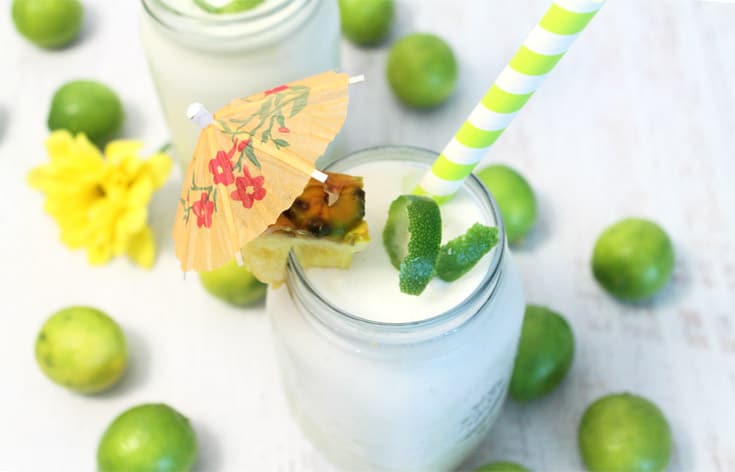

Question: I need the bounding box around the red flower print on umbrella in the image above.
[192,192,214,228]
[174,71,350,272]
[264,85,289,96]
[231,167,266,209]
[208,140,241,185]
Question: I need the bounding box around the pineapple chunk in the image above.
[242,173,369,286]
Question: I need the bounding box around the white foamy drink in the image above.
[267,147,526,471]
[140,0,340,167]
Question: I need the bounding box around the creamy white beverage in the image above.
[267,147,526,471]
[307,161,491,323]
[140,0,340,167]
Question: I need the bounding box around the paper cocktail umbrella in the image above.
[173,71,352,271]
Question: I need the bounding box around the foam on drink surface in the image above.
[305,160,494,324]
[155,0,286,18]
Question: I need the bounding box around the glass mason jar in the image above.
[267,146,526,471]
[140,0,341,167]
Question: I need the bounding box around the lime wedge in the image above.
[193,0,263,14]
[382,195,441,295]
[436,223,498,282]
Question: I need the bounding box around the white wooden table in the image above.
[2,1,734,470]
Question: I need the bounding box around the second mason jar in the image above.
[140,0,341,167]
[267,146,526,471]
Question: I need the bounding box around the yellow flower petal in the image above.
[126,226,156,269]
[45,197,94,222]
[45,130,76,161]
[60,226,89,249]
[33,132,105,196]
[46,131,101,165]
[87,242,113,266]
[128,177,154,209]
[75,133,104,160]
[32,132,166,269]
[126,159,145,180]
[118,207,148,235]
[113,223,131,256]
[142,153,173,189]
[105,140,144,163]
[27,167,49,190]
[88,198,115,222]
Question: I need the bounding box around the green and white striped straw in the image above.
[417,0,605,202]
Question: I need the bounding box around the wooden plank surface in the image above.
[0,0,733,470]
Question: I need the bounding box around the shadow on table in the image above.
[459,401,536,471]
[76,3,99,48]
[508,189,554,253]
[0,105,8,144]
[668,415,693,472]
[121,102,148,143]
[192,421,224,472]
[96,328,152,398]
[460,377,588,471]
[149,169,182,253]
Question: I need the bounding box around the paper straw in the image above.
[417,0,605,202]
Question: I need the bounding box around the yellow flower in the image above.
[28,131,172,268]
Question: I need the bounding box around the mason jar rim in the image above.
[285,145,508,345]
[141,0,315,42]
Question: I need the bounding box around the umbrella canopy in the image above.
[173,71,350,271]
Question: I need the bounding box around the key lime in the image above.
[98,403,198,472]
[510,305,574,402]
[48,80,124,145]
[199,259,267,306]
[383,195,442,295]
[12,0,83,49]
[476,165,536,244]
[35,306,127,394]
[436,223,499,282]
[387,33,458,108]
[474,462,529,472]
[579,393,672,472]
[592,218,674,301]
[339,0,393,46]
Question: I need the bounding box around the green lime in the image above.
[193,0,263,14]
[386,33,458,108]
[436,223,499,282]
[98,403,198,472]
[476,165,536,244]
[199,259,267,307]
[12,0,83,49]
[383,195,442,295]
[339,0,393,46]
[35,306,127,394]
[579,393,672,472]
[592,218,674,301]
[48,80,124,145]
[509,305,574,402]
[474,462,529,472]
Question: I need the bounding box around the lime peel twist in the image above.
[436,223,499,282]
[383,195,442,295]
[383,195,500,295]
